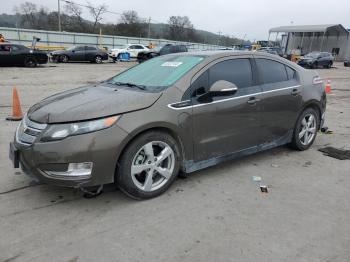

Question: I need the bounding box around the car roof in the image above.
[168,50,298,68]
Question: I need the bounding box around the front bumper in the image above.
[10,122,129,188]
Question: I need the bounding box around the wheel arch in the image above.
[114,124,186,180]
[299,100,323,129]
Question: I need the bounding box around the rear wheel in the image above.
[24,56,37,67]
[116,131,180,200]
[290,108,319,151]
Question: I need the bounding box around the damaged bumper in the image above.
[10,121,129,188]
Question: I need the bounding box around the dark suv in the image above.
[51,46,108,64]
[137,44,188,63]
[298,52,334,69]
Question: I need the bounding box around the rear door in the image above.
[190,56,263,161]
[85,46,97,61]
[255,57,303,146]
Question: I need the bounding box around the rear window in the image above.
[109,55,205,91]
[256,59,288,84]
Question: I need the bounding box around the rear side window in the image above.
[209,59,253,88]
[286,66,297,80]
[256,59,288,84]
[86,47,97,51]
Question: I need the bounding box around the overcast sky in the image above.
[2,0,350,40]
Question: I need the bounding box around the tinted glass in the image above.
[109,55,205,90]
[179,46,187,52]
[0,45,11,52]
[286,66,296,80]
[160,45,171,55]
[86,47,97,51]
[135,45,144,49]
[209,59,253,88]
[74,46,85,51]
[256,59,288,84]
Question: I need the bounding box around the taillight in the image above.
[313,76,323,85]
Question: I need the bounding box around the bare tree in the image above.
[86,1,108,32]
[120,10,140,24]
[65,2,85,31]
[168,16,195,41]
[14,1,38,28]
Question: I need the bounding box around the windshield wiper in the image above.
[112,82,146,90]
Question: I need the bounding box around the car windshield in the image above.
[305,52,320,58]
[109,55,205,91]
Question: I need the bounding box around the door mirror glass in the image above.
[209,80,238,94]
[198,80,237,103]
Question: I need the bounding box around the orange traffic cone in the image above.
[325,80,332,94]
[6,87,23,121]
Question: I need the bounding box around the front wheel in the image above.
[60,55,69,63]
[94,55,102,64]
[24,57,37,67]
[290,108,319,151]
[116,131,180,200]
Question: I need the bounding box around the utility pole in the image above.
[217,31,222,46]
[58,0,62,31]
[148,17,151,39]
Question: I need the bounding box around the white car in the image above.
[108,44,149,61]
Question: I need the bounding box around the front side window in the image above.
[0,45,11,52]
[256,59,288,84]
[209,59,253,88]
[74,46,85,51]
[109,55,205,91]
[286,66,297,80]
[86,47,97,51]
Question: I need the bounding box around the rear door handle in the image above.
[291,89,300,96]
[247,97,260,105]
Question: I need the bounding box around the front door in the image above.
[70,46,86,61]
[191,57,262,162]
[0,44,13,65]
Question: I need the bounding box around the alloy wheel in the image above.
[95,56,102,64]
[299,113,317,146]
[131,141,175,192]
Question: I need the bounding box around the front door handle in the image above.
[247,97,260,105]
[291,89,300,96]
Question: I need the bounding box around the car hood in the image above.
[27,84,162,124]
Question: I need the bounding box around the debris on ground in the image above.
[271,164,279,168]
[321,127,334,134]
[303,161,312,167]
[252,176,262,182]
[260,185,268,194]
[319,147,350,160]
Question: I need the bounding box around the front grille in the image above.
[16,115,47,145]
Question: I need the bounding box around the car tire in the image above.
[94,55,102,64]
[24,56,37,67]
[116,131,181,200]
[60,55,69,63]
[290,108,319,151]
[312,62,318,69]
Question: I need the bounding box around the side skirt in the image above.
[183,131,293,174]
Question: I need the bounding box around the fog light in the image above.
[45,162,93,179]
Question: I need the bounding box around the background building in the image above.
[269,24,350,60]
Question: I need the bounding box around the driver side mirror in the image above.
[198,80,238,103]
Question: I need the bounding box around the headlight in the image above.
[40,115,120,142]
